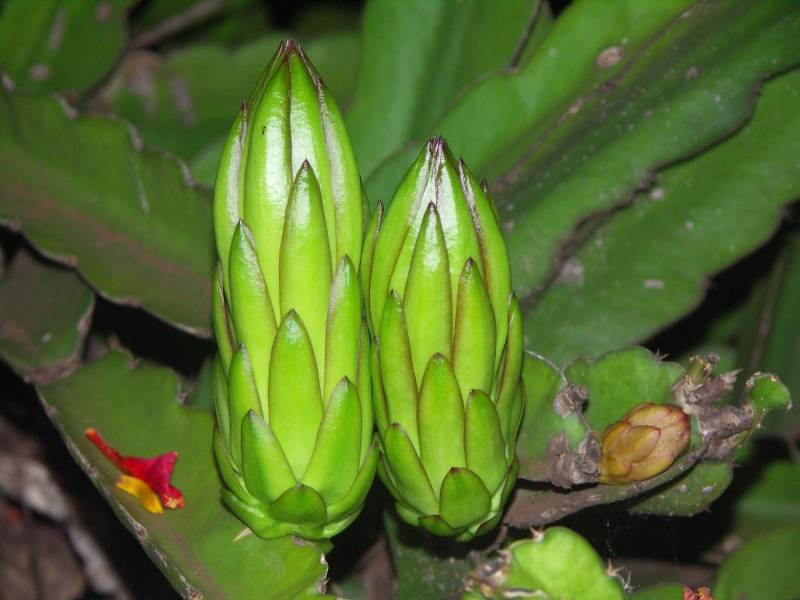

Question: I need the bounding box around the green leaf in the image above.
[366,1,800,349]
[384,510,472,600]
[103,32,360,185]
[628,461,732,516]
[465,527,624,600]
[566,347,682,431]
[529,68,800,363]
[366,0,693,199]
[507,349,749,525]
[735,227,800,438]
[0,0,131,95]
[0,249,93,384]
[0,86,215,336]
[714,527,800,600]
[730,461,800,542]
[504,528,624,600]
[516,352,587,479]
[37,351,327,598]
[130,0,271,47]
[185,357,213,410]
[347,0,549,176]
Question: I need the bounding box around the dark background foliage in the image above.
[0,0,798,598]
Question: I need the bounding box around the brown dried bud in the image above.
[598,403,690,484]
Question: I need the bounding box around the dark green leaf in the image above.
[366,1,800,351]
[38,351,328,598]
[130,0,271,47]
[103,32,360,185]
[185,358,213,410]
[736,227,800,439]
[466,528,624,600]
[628,462,732,516]
[0,0,131,95]
[714,527,800,600]
[0,85,214,336]
[529,69,800,363]
[516,352,587,479]
[348,0,549,178]
[384,510,471,600]
[565,347,682,431]
[730,461,800,542]
[0,249,93,383]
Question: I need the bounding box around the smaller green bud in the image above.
[363,138,523,541]
[598,403,690,484]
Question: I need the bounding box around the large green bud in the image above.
[362,138,524,541]
[211,41,377,540]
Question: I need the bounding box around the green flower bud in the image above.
[211,40,376,540]
[598,403,690,484]
[363,138,524,541]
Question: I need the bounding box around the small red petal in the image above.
[85,429,185,510]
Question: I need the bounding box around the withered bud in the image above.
[598,403,690,485]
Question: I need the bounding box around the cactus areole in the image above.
[210,40,377,540]
[363,138,525,541]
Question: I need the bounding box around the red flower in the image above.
[85,428,185,512]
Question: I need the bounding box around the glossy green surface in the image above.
[212,42,374,540]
